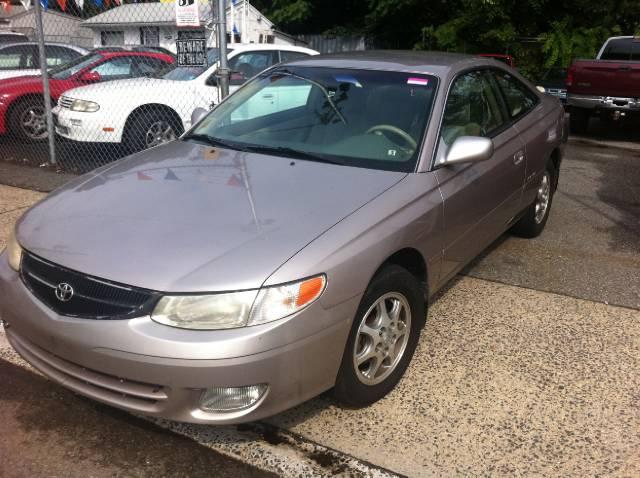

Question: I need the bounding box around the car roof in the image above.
[282,50,494,76]
[227,43,318,55]
[0,41,88,52]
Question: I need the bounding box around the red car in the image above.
[0,50,174,142]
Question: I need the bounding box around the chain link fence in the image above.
[1,0,310,174]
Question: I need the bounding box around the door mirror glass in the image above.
[191,107,208,126]
[205,73,218,87]
[440,136,493,166]
[79,70,101,82]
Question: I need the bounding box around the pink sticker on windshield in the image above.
[407,77,429,86]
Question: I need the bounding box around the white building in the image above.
[81,1,303,53]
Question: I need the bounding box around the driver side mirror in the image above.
[205,73,218,87]
[439,136,493,167]
[79,71,101,83]
[191,107,208,126]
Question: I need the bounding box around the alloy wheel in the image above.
[145,120,177,148]
[352,292,412,386]
[534,171,551,224]
[20,105,47,140]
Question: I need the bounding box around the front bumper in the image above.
[53,106,124,143]
[568,93,640,111]
[0,253,356,424]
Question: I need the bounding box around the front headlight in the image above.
[70,99,100,113]
[151,275,326,330]
[5,228,23,272]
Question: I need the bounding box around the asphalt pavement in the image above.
[0,137,638,476]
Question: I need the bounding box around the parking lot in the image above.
[0,137,638,477]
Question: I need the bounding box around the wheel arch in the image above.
[549,147,562,191]
[124,103,184,137]
[375,247,429,303]
[6,93,54,123]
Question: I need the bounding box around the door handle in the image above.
[513,151,525,165]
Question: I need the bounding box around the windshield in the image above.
[187,66,437,172]
[50,53,102,79]
[154,48,221,81]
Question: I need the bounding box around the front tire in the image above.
[511,163,555,238]
[124,110,182,153]
[334,264,425,407]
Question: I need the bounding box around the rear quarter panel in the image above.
[513,95,564,205]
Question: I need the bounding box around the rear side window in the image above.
[0,45,37,69]
[600,38,640,61]
[44,45,80,67]
[492,71,538,119]
[279,50,310,63]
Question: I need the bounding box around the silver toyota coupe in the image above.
[0,51,566,424]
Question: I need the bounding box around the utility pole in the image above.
[215,0,230,99]
[34,0,56,165]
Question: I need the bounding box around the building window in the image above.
[101,31,125,46]
[259,34,275,44]
[140,27,160,46]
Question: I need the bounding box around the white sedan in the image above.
[53,44,318,151]
[0,42,88,80]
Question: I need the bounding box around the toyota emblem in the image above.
[55,283,74,302]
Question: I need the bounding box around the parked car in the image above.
[567,36,640,133]
[536,67,568,104]
[53,44,318,151]
[478,53,515,68]
[0,32,29,45]
[0,50,174,142]
[1,52,566,424]
[0,42,88,80]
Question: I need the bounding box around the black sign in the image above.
[176,30,207,67]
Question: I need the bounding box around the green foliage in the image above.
[540,20,612,68]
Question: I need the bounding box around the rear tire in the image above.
[124,110,183,153]
[511,162,555,238]
[570,107,589,134]
[334,264,425,407]
[9,97,48,143]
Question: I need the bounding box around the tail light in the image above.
[566,65,576,87]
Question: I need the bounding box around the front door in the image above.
[435,69,526,282]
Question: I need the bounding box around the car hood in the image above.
[67,78,185,102]
[17,140,405,292]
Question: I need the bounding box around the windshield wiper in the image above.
[182,133,249,151]
[242,144,344,165]
[276,69,347,124]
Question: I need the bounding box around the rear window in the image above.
[600,38,640,61]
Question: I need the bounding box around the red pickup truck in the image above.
[567,36,640,133]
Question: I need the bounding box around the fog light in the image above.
[199,384,268,413]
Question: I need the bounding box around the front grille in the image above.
[20,251,159,319]
[58,96,73,109]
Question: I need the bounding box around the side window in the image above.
[228,51,278,85]
[134,56,166,76]
[440,70,507,146]
[279,50,310,63]
[0,46,24,69]
[493,71,538,119]
[91,57,134,80]
[44,46,78,67]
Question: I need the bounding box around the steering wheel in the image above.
[365,124,417,150]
